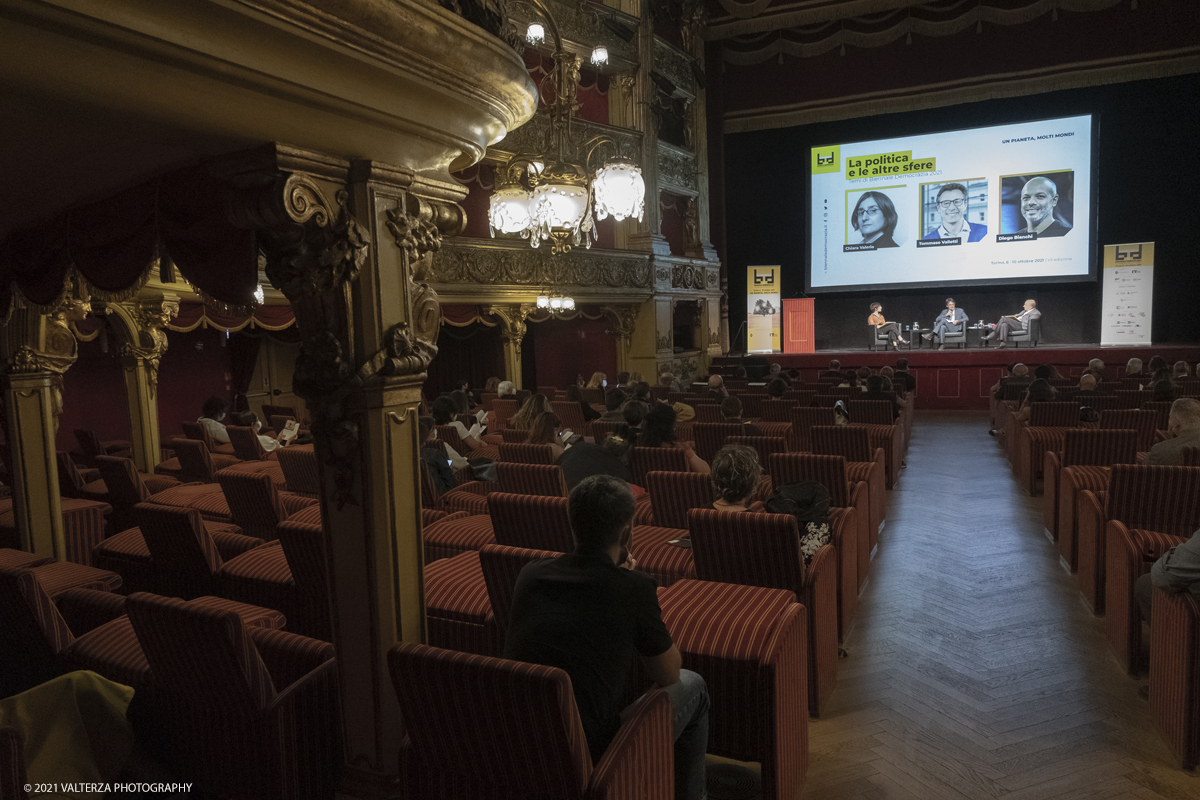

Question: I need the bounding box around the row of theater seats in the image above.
[408,379,914,799]
[995,373,1200,770]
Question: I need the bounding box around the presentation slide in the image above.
[808,114,1094,292]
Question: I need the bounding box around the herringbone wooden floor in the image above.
[788,411,1199,799]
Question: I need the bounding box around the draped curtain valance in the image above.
[0,165,258,318]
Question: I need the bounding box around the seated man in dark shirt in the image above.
[598,387,628,422]
[505,475,710,800]
[720,395,761,436]
[861,375,902,420]
[418,416,457,494]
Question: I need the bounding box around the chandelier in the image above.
[488,0,645,255]
[535,291,576,312]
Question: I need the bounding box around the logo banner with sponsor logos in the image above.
[1101,242,1153,347]
[746,266,781,353]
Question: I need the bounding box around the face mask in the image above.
[218,413,226,421]
[602,380,607,387]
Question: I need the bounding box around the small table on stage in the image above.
[974,325,992,347]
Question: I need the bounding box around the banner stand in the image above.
[1100,242,1153,347]
[747,266,781,354]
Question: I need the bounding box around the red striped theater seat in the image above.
[1105,525,1188,675]
[124,591,339,800]
[1076,465,1200,614]
[809,426,885,545]
[0,497,110,568]
[768,452,863,640]
[423,513,495,563]
[1149,587,1200,770]
[687,508,839,717]
[658,579,808,800]
[1046,428,1138,559]
[1100,409,1160,453]
[629,446,690,487]
[727,437,789,476]
[179,420,237,457]
[0,550,121,598]
[495,462,569,496]
[478,543,558,641]
[276,444,320,498]
[424,551,498,657]
[692,423,751,464]
[487,493,574,553]
[387,641,674,800]
[216,468,318,542]
[759,399,795,423]
[498,442,557,465]
[226,425,278,462]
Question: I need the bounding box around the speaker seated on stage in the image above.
[983,299,1042,348]
[921,298,968,350]
[868,302,908,349]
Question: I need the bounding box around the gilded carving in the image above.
[658,144,697,194]
[656,333,672,352]
[431,243,653,290]
[116,296,180,396]
[438,0,522,50]
[653,38,695,99]
[671,264,706,291]
[487,304,533,356]
[494,113,642,168]
[655,266,671,284]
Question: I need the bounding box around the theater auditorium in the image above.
[1,1,1199,798]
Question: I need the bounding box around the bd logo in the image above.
[1115,244,1143,261]
[811,144,841,174]
[754,269,775,286]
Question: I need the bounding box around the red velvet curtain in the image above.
[0,165,257,314]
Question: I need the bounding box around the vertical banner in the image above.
[1101,242,1154,347]
[746,265,781,353]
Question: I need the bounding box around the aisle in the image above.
[799,411,1197,799]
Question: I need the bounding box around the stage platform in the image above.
[715,343,1200,410]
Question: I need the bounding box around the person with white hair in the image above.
[1088,358,1105,379]
[1173,360,1191,379]
[1125,357,1143,377]
[1148,398,1200,465]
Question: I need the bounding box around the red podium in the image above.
[782,299,815,354]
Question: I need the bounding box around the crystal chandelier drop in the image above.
[488,0,644,256]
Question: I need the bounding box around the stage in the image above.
[715,343,1200,411]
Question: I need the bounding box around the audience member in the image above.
[768,363,782,379]
[763,481,833,566]
[1125,358,1143,378]
[767,378,788,399]
[526,412,566,459]
[565,383,601,422]
[198,396,231,445]
[1152,379,1179,403]
[598,389,628,422]
[449,389,486,426]
[1034,364,1053,381]
[508,392,552,431]
[640,404,710,475]
[419,416,462,489]
[1148,398,1200,465]
[731,366,748,380]
[862,375,902,419]
[705,374,728,400]
[616,371,631,388]
[820,360,843,380]
[431,396,485,451]
[556,426,636,490]
[632,382,653,403]
[659,371,685,394]
[1088,358,1105,379]
[1172,360,1191,378]
[586,372,608,390]
[629,371,644,384]
[622,400,649,428]
[497,380,516,398]
[894,358,916,393]
[1014,378,1056,424]
[710,444,763,513]
[1135,525,1200,628]
[719,396,761,435]
[235,411,290,452]
[1147,355,1168,375]
[505,475,710,800]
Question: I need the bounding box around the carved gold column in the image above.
[601,305,639,374]
[233,160,462,795]
[109,294,179,472]
[487,304,532,389]
[0,291,90,558]
[629,7,670,256]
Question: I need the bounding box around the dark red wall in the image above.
[529,315,618,389]
[426,323,506,396]
[57,322,130,451]
[156,326,234,439]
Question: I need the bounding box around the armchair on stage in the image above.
[998,317,1042,348]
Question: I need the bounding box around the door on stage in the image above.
[782,299,815,354]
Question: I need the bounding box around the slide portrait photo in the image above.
[920,179,988,243]
[845,188,908,250]
[1000,170,1075,238]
